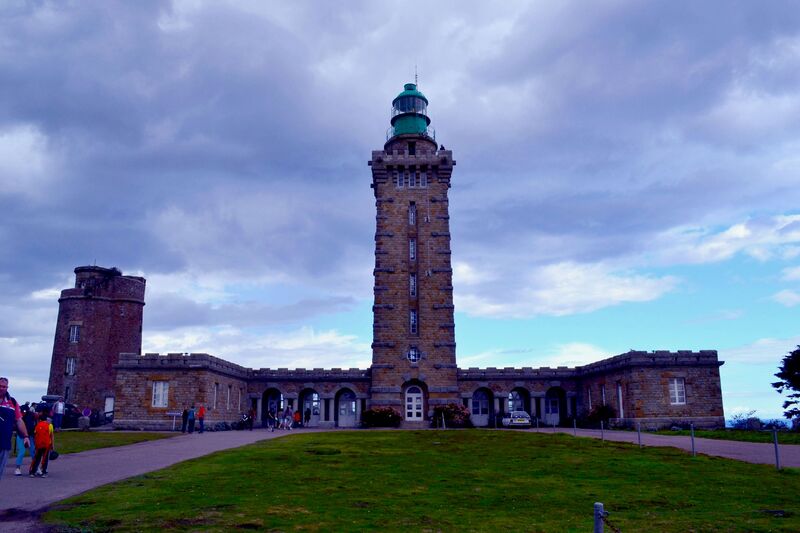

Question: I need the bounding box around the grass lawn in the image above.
[654,429,800,445]
[52,431,178,455]
[44,430,800,532]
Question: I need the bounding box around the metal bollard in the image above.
[573,418,577,436]
[637,422,642,448]
[535,417,539,430]
[601,421,604,441]
[773,429,781,470]
[690,423,696,457]
[594,502,605,533]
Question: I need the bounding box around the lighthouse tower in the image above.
[368,83,457,423]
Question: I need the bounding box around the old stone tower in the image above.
[47,266,145,414]
[368,83,458,422]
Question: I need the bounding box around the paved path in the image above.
[0,428,319,532]
[527,427,800,468]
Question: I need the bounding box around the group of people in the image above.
[265,406,312,431]
[179,404,206,433]
[0,377,56,480]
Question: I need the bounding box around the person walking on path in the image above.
[181,407,189,433]
[0,377,31,480]
[52,397,65,431]
[29,412,53,477]
[197,404,206,433]
[14,403,37,476]
[187,405,196,434]
[283,406,293,430]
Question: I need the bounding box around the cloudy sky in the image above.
[1,1,799,420]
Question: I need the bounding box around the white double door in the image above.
[405,387,423,421]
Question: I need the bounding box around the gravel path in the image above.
[527,427,800,467]
[0,428,319,532]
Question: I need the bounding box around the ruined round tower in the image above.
[47,266,145,414]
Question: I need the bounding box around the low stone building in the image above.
[46,83,725,431]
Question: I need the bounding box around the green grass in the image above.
[654,429,800,445]
[53,431,178,454]
[44,430,800,532]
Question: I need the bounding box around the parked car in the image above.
[502,410,532,428]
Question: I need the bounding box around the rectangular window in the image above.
[227,385,231,410]
[152,381,169,408]
[396,170,404,188]
[213,382,219,409]
[410,309,418,334]
[409,202,416,225]
[669,378,686,405]
[66,357,76,376]
[617,382,624,419]
[408,141,416,155]
[600,385,606,406]
[69,325,80,343]
[587,387,592,411]
[238,388,242,411]
[409,170,417,188]
[420,171,427,188]
[409,239,416,260]
[409,273,417,297]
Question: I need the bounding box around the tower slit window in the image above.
[420,170,427,188]
[409,239,416,261]
[410,273,417,297]
[409,169,417,188]
[409,202,416,225]
[410,309,418,335]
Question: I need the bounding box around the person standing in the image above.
[0,378,31,480]
[293,410,301,428]
[187,405,196,434]
[247,407,255,431]
[197,404,206,434]
[14,404,37,476]
[181,407,189,433]
[52,397,65,431]
[29,412,53,477]
[304,408,311,426]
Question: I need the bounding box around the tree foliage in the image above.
[772,345,800,420]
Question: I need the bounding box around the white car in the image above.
[501,410,532,428]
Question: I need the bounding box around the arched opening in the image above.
[470,387,494,427]
[508,388,531,415]
[299,388,321,427]
[544,387,567,427]
[335,388,357,428]
[262,388,283,428]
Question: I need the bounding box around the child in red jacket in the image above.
[29,413,53,477]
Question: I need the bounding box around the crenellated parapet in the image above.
[458,366,576,380]
[576,350,722,377]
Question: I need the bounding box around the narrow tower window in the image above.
[69,325,80,343]
[409,273,417,297]
[420,170,427,188]
[408,141,416,155]
[66,357,76,376]
[410,309,418,334]
[409,239,416,260]
[409,170,417,188]
[395,170,404,188]
[409,202,416,225]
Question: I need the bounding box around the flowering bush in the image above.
[432,403,472,428]
[361,406,402,428]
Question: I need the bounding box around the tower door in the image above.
[405,386,423,421]
[545,398,560,426]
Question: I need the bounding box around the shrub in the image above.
[729,410,760,430]
[585,405,616,426]
[432,403,472,428]
[361,407,402,428]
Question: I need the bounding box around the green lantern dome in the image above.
[389,83,433,139]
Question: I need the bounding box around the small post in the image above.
[573,418,577,436]
[593,502,605,533]
[552,419,556,432]
[690,423,696,457]
[535,417,539,430]
[773,428,781,470]
[601,421,604,441]
[637,422,642,448]
[442,413,447,430]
